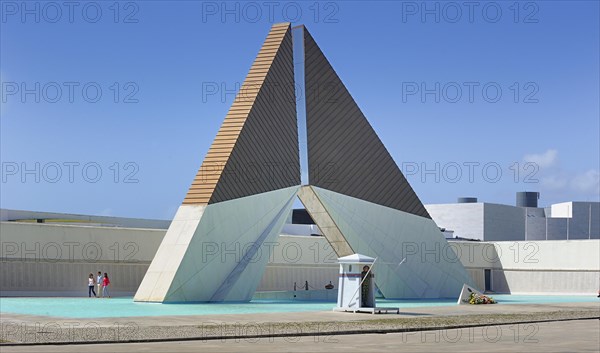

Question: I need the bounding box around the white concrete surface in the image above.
[312,187,474,299]
[134,186,300,302]
[449,240,600,294]
[133,204,206,302]
[426,203,485,240]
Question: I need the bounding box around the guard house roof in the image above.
[338,253,375,264]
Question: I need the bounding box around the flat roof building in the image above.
[425,194,599,242]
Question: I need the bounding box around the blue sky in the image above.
[1,1,599,219]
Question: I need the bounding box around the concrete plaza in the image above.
[2,319,599,353]
[1,301,598,351]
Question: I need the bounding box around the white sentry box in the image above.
[334,254,374,312]
[334,254,399,314]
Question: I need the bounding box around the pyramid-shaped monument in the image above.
[134,23,474,303]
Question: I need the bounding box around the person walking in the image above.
[102,273,111,298]
[96,271,103,298]
[88,273,97,297]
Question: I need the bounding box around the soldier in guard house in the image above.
[361,265,373,307]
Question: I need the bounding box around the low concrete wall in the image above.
[0,221,164,262]
[0,221,164,296]
[0,260,149,297]
[450,240,600,294]
[0,222,339,297]
[1,222,598,297]
[253,289,338,301]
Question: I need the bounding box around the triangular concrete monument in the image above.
[135,23,476,303]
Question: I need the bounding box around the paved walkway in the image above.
[2,302,597,327]
[2,319,599,352]
[1,302,598,345]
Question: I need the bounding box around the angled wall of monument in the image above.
[134,23,300,303]
[300,27,474,298]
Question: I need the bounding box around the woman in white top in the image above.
[88,273,97,297]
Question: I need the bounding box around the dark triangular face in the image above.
[183,23,300,205]
[303,28,430,218]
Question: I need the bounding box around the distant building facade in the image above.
[426,194,599,241]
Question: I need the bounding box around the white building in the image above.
[426,194,599,241]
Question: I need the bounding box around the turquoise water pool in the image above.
[1,295,596,318]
